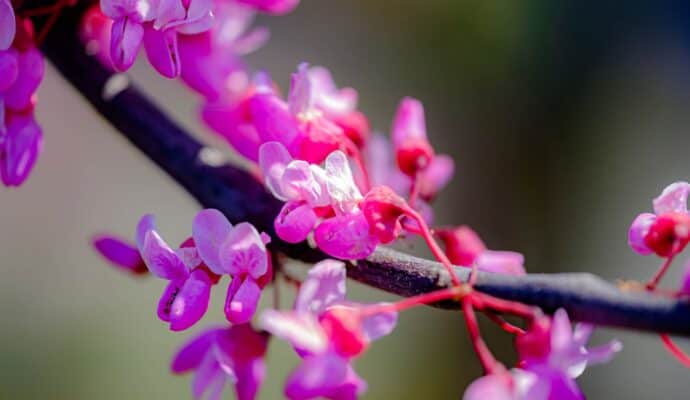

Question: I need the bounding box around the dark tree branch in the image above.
[39,5,690,336]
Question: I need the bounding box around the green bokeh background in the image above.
[2,1,690,398]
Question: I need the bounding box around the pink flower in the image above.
[172,324,268,400]
[260,259,396,400]
[391,97,435,176]
[179,1,268,101]
[136,214,217,331]
[80,5,115,70]
[628,182,690,257]
[366,132,453,202]
[259,141,378,259]
[192,209,272,324]
[436,225,526,276]
[92,233,147,274]
[237,0,299,15]
[465,309,621,400]
[100,0,157,71]
[0,0,15,51]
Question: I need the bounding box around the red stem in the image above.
[486,312,526,335]
[361,285,468,316]
[408,171,422,207]
[462,298,502,374]
[660,334,690,368]
[470,291,536,320]
[647,254,676,290]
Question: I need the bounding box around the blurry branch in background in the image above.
[39,4,690,337]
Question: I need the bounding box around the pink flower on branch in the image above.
[92,234,147,274]
[260,259,396,400]
[172,324,268,400]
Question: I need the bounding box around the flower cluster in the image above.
[0,7,44,187]
[464,309,621,400]
[130,209,272,330]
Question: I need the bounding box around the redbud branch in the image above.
[40,4,690,337]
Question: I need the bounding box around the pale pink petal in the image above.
[153,0,185,30]
[391,97,427,147]
[462,372,515,400]
[653,181,690,215]
[175,0,214,34]
[219,222,268,278]
[324,150,362,214]
[169,269,213,331]
[171,327,221,373]
[234,358,266,400]
[295,259,347,315]
[249,90,301,148]
[284,352,350,400]
[283,160,329,206]
[288,63,313,116]
[192,351,225,399]
[314,212,378,260]
[274,201,317,244]
[628,213,656,255]
[135,214,189,279]
[229,27,270,55]
[308,65,357,118]
[143,25,180,78]
[259,310,328,354]
[92,234,146,273]
[0,114,42,187]
[0,0,15,51]
[360,305,397,342]
[192,209,233,274]
[109,18,144,71]
[418,154,454,200]
[258,141,293,201]
[224,277,261,324]
[4,48,45,111]
[476,250,526,275]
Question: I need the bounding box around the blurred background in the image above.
[2,0,690,398]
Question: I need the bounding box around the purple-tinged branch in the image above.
[39,5,690,336]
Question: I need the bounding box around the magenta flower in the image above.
[436,225,526,276]
[136,214,216,331]
[391,97,436,176]
[192,209,272,324]
[92,233,147,274]
[237,0,299,15]
[172,324,268,400]
[80,5,115,70]
[629,181,690,257]
[465,309,621,400]
[259,141,378,259]
[367,132,453,202]
[0,113,42,187]
[100,0,157,71]
[0,0,15,51]
[260,259,396,400]
[179,1,268,101]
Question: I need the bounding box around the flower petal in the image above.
[274,201,317,244]
[249,88,300,148]
[259,310,328,354]
[259,141,293,201]
[143,25,181,78]
[136,214,189,280]
[109,18,144,71]
[476,250,526,275]
[224,277,261,324]
[192,209,233,274]
[391,97,427,147]
[219,222,268,278]
[237,0,300,15]
[234,358,266,400]
[92,234,146,273]
[288,63,313,116]
[157,280,182,322]
[171,327,221,373]
[628,213,656,255]
[4,47,45,111]
[0,113,42,187]
[360,304,397,342]
[284,352,350,400]
[169,269,213,331]
[192,351,225,400]
[314,212,378,260]
[0,49,18,92]
[654,181,690,215]
[0,0,15,51]
[295,259,347,315]
[418,153,454,200]
[324,150,362,214]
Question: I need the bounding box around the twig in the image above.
[39,4,690,337]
